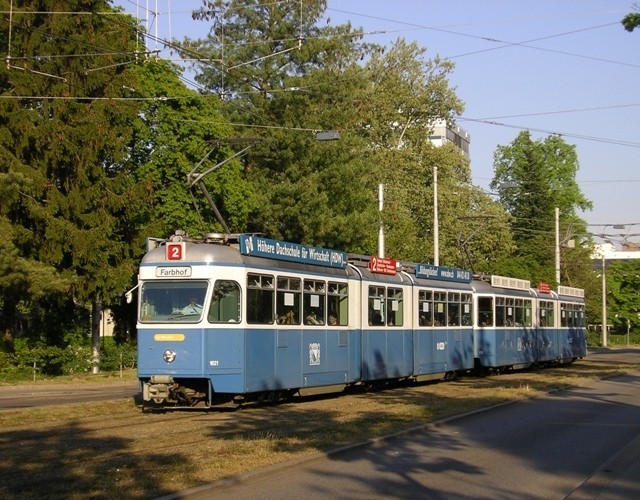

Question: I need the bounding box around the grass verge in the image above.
[0,356,638,499]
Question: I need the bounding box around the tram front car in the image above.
[136,232,248,408]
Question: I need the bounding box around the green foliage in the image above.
[184,0,514,266]
[491,131,593,285]
[0,0,147,345]
[10,338,92,376]
[127,60,251,237]
[0,335,136,378]
[604,259,640,331]
[622,12,640,32]
[98,337,137,372]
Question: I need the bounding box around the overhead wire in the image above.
[4,3,639,158]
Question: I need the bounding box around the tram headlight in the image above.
[163,350,177,363]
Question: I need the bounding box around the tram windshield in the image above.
[140,281,208,322]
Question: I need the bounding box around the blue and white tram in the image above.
[137,232,361,407]
[405,264,475,380]
[134,231,586,409]
[472,276,586,371]
[557,285,588,361]
[348,255,414,383]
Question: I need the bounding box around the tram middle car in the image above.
[135,232,586,409]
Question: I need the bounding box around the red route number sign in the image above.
[369,256,397,275]
[166,242,185,261]
[537,282,551,293]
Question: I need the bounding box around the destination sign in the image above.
[415,263,472,283]
[155,266,192,278]
[537,282,551,293]
[239,235,348,269]
[369,256,398,275]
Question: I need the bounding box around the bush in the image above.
[99,337,137,371]
[11,340,92,376]
[1,336,137,378]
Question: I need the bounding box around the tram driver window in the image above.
[208,280,240,323]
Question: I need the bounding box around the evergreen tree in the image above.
[622,10,640,32]
[0,0,143,357]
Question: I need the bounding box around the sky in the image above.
[115,1,640,246]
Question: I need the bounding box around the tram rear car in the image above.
[472,276,586,371]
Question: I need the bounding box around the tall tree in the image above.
[0,0,144,360]
[182,0,383,250]
[126,59,254,238]
[181,0,514,266]
[491,131,593,285]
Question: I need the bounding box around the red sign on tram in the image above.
[537,282,551,293]
[369,256,398,275]
[166,242,185,261]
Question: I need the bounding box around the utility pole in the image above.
[378,183,385,258]
[555,207,560,284]
[602,255,608,347]
[433,166,439,266]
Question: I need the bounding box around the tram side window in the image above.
[328,282,348,326]
[434,291,447,326]
[447,292,460,326]
[495,297,507,326]
[208,280,240,323]
[461,293,472,326]
[386,288,403,326]
[539,300,554,327]
[246,273,274,324]
[560,304,568,327]
[304,279,326,325]
[577,305,585,327]
[524,299,533,327]
[506,298,516,326]
[514,298,532,327]
[418,290,433,327]
[276,276,301,325]
[561,303,578,327]
[477,296,493,327]
[368,286,386,325]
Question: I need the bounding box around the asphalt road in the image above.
[166,348,640,500]
[0,379,139,409]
